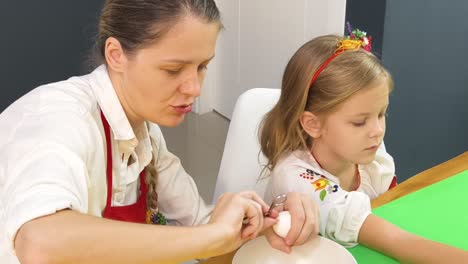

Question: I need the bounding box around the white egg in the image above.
[273,211,291,238]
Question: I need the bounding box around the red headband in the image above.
[308,49,345,88]
[308,28,372,88]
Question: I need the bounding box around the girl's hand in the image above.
[265,192,319,253]
[208,191,277,255]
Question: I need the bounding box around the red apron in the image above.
[100,111,148,223]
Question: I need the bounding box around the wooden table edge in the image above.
[371,151,467,208]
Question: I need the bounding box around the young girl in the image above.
[260,33,468,263]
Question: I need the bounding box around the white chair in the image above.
[212,88,280,203]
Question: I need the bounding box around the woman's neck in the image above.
[108,69,143,130]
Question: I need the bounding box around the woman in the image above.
[0,1,318,263]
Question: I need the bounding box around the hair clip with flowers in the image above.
[338,21,373,52]
[309,22,373,88]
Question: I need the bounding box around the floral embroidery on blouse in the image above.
[312,178,329,191]
[299,169,339,201]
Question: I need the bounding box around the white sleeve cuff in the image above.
[321,191,371,247]
[5,189,86,255]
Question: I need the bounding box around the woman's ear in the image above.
[300,111,322,138]
[104,37,128,73]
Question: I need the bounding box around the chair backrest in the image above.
[212,88,280,203]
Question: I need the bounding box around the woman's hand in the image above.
[208,191,277,255]
[264,192,319,253]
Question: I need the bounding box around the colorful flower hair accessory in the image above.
[309,22,373,88]
[340,21,372,52]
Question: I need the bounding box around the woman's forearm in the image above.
[358,214,468,264]
[15,210,229,264]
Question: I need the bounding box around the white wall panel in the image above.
[198,0,346,118]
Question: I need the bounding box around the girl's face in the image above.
[313,79,390,165]
[114,16,220,127]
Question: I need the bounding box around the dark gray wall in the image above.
[0,2,103,111]
[382,1,468,180]
[345,0,386,58]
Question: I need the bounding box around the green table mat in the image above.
[348,170,468,263]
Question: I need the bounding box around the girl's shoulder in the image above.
[270,150,339,188]
[273,149,319,174]
[273,149,340,181]
[267,150,348,205]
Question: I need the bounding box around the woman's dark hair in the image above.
[92,0,221,65]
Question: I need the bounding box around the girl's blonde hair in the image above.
[259,35,393,170]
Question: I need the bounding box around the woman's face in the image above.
[115,16,220,127]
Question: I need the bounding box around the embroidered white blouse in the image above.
[264,144,396,247]
[0,65,212,263]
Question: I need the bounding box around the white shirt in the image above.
[264,144,395,247]
[0,65,212,263]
